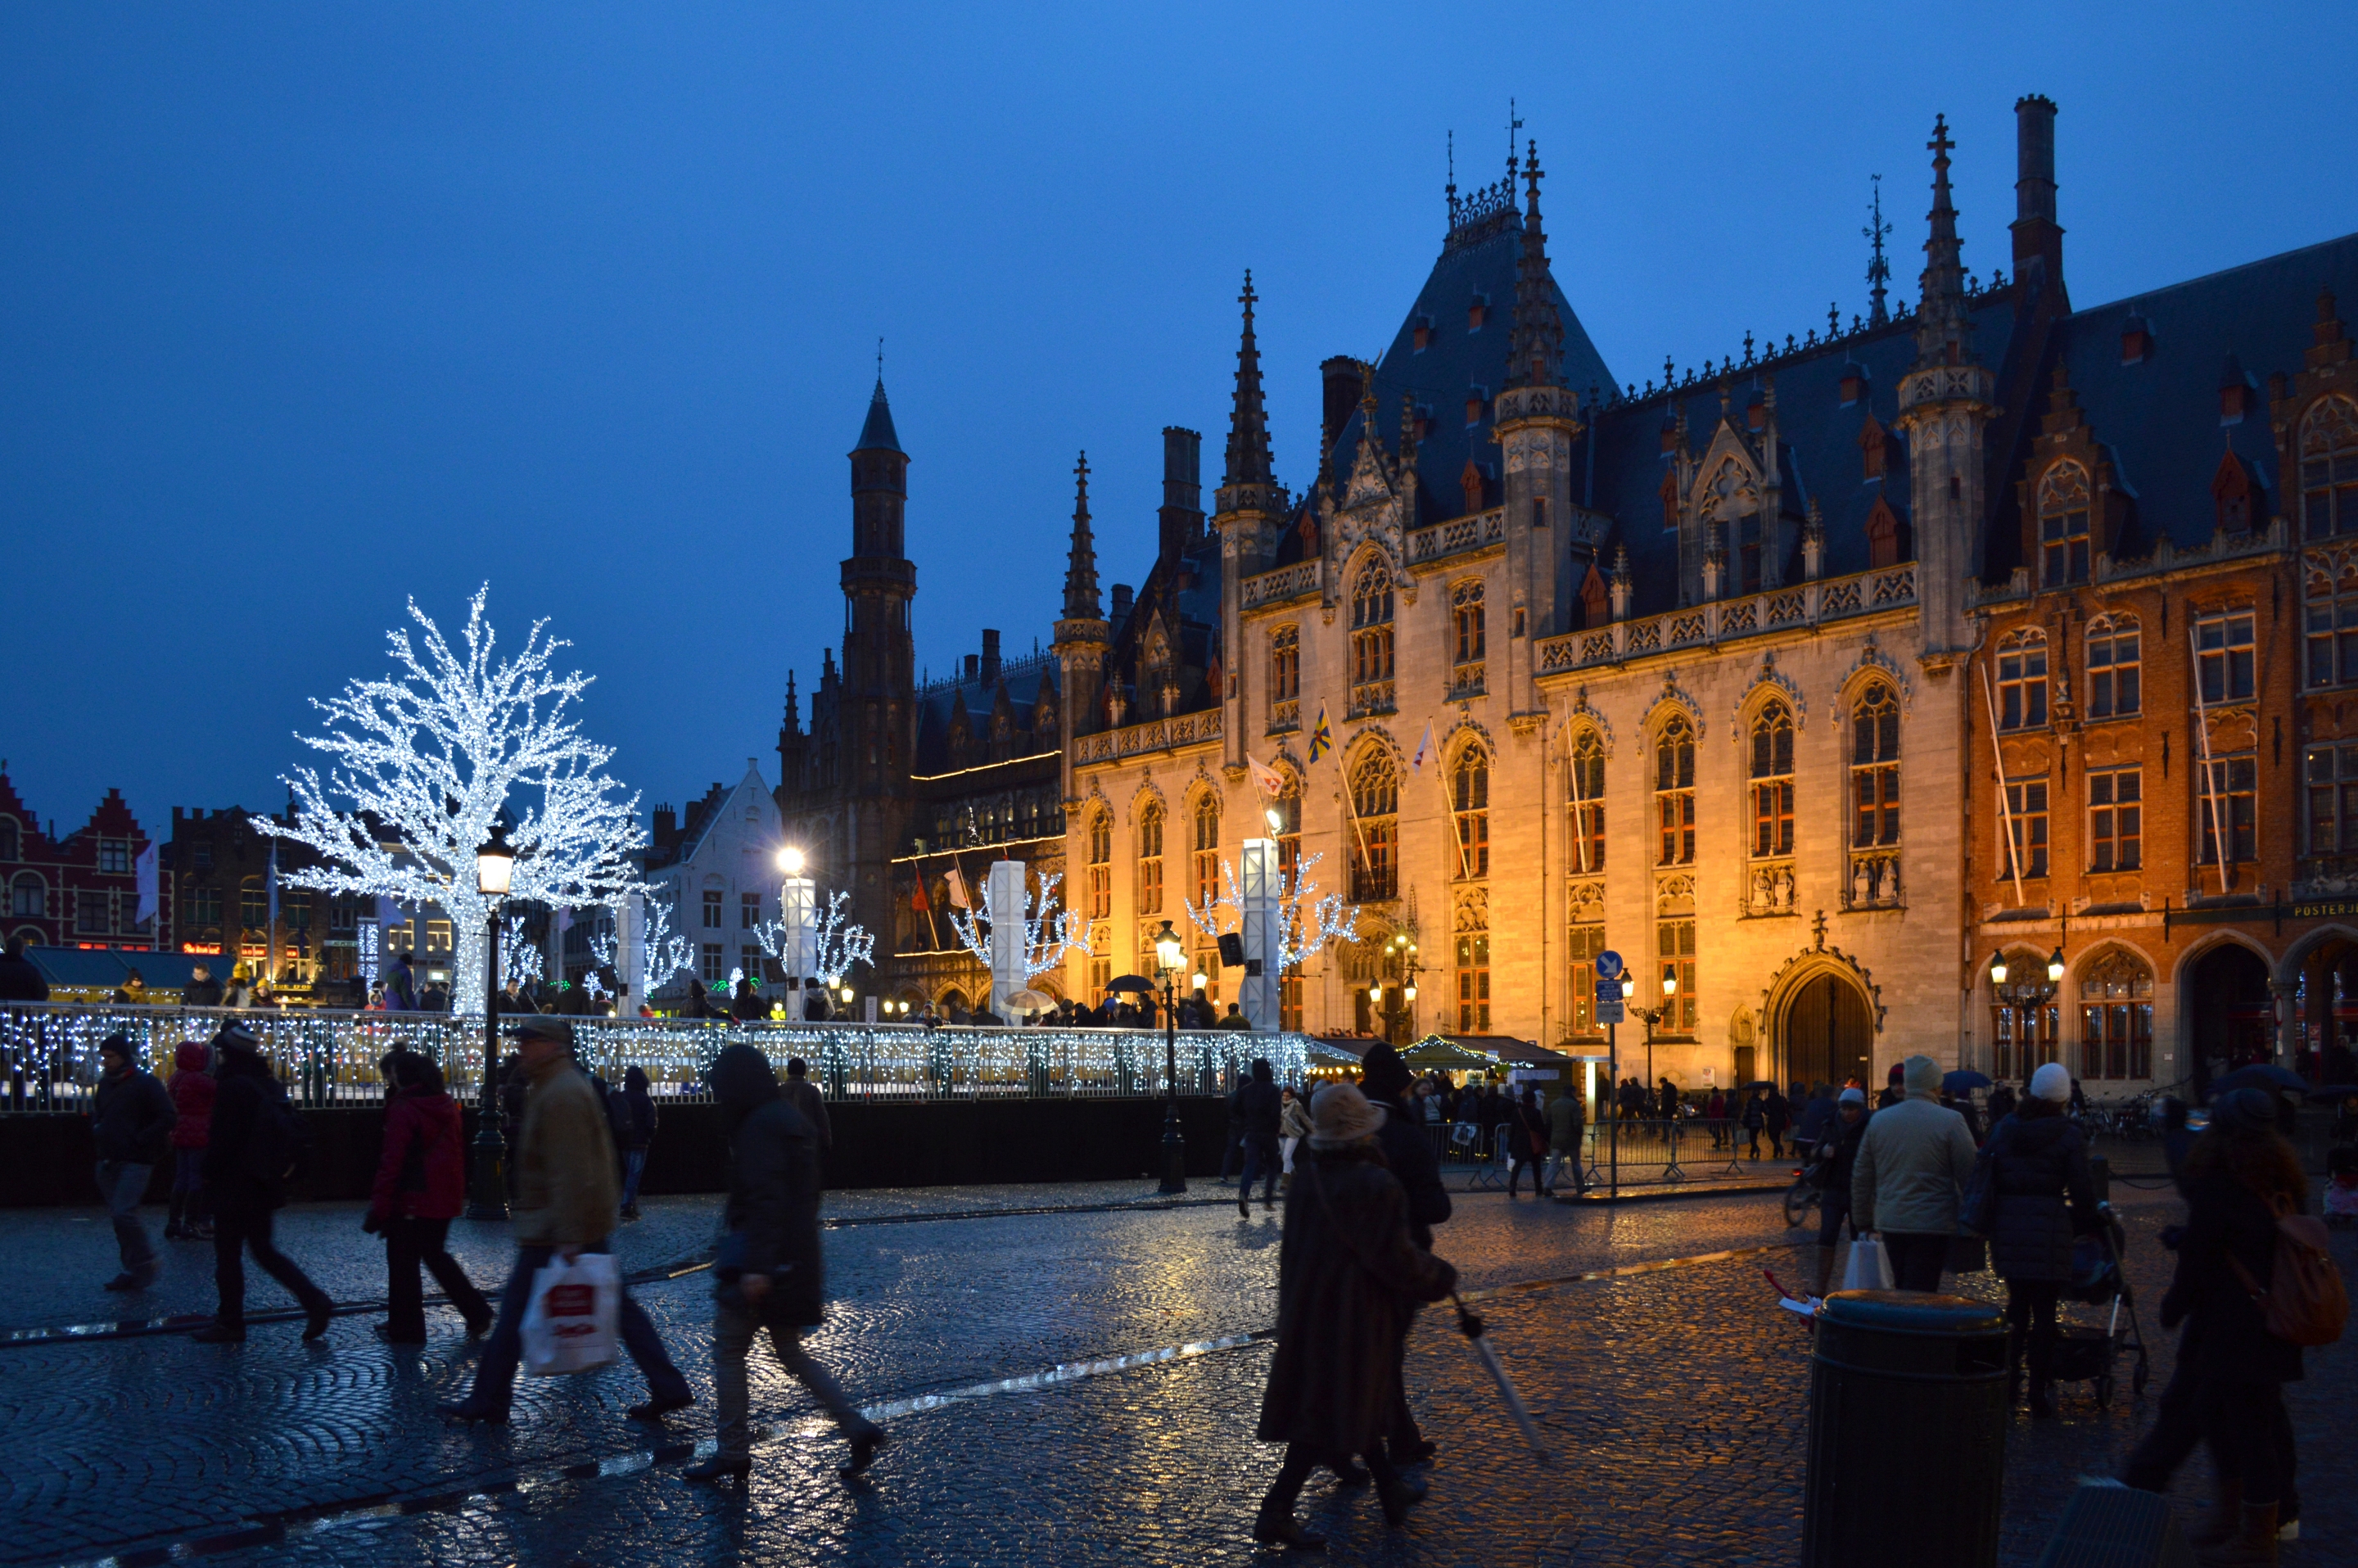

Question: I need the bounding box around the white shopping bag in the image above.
[521,1251,621,1376]
[1841,1233,1895,1292]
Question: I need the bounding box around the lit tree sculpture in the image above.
[1184,851,1360,974]
[756,889,876,987]
[499,913,545,987]
[633,886,696,995]
[947,870,1091,979]
[257,585,646,1016]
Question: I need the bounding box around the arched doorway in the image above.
[2288,931,2358,1084]
[1778,972,1875,1091]
[2182,942,2272,1091]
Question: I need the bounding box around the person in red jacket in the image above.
[165,1041,216,1240]
[367,1051,495,1344]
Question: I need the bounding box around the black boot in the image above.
[1251,1497,1326,1552]
[1376,1470,1429,1527]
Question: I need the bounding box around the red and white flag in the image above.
[945,867,970,909]
[1248,754,1284,798]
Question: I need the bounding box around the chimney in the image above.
[963,653,980,683]
[2010,95,2066,307]
[1320,357,1365,472]
[980,629,1001,688]
[1159,427,1203,560]
[1110,583,1134,624]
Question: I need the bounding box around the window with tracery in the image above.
[1452,747,1489,879]
[1191,794,1220,911]
[2038,462,2092,587]
[1655,715,1696,865]
[2303,563,2358,688]
[1749,700,1796,857]
[2085,616,2141,718]
[2301,395,2358,539]
[1268,626,1300,727]
[1349,561,1396,713]
[1349,748,1398,901]
[1997,629,2048,730]
[1850,683,1900,851]
[2080,951,2154,1081]
[1567,729,1606,873]
[1136,800,1164,915]
[1450,581,1485,694]
[1271,776,1302,886]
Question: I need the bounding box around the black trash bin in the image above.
[1803,1290,2008,1568]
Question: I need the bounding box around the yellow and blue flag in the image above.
[1305,702,1333,764]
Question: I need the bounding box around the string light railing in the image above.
[0,1004,1317,1113]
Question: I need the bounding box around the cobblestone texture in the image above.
[4,1181,2348,1566]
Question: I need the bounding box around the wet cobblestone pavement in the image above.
[7,1178,2350,1566]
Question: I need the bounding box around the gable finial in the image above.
[1863,174,1892,327]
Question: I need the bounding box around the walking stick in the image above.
[1449,1290,1552,1463]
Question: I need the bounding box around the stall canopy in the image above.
[1400,1034,1501,1072]
[25,947,215,1001]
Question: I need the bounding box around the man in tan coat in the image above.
[440,1017,693,1426]
[1850,1053,1979,1292]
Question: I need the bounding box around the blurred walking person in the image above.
[1237,1058,1283,1216]
[1850,1054,1977,1292]
[192,1023,332,1342]
[365,1051,494,1343]
[1506,1086,1551,1198]
[91,1033,172,1290]
[1254,1084,1457,1550]
[612,1065,659,1220]
[165,1040,215,1240]
[1357,1044,1450,1469]
[1544,1082,1588,1197]
[684,1044,885,1483]
[1278,1086,1310,1191]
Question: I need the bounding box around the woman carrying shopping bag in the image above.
[366,1051,494,1343]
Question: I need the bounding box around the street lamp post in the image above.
[1155,919,1187,1194]
[1987,947,2066,1080]
[465,821,515,1221]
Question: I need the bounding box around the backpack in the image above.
[2229,1198,2349,1348]
[242,1078,312,1185]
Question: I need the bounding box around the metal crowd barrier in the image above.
[0,1004,1321,1113]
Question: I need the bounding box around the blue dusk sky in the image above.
[2,3,2352,835]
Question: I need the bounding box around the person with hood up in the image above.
[1237,1058,1284,1216]
[0,934,47,1001]
[91,1034,173,1290]
[1981,1062,2103,1415]
[165,1040,215,1240]
[1357,1042,1451,1471]
[193,1023,333,1341]
[366,1051,495,1343]
[440,1016,692,1425]
[1850,1054,1979,1292]
[684,1043,885,1483]
[1253,1084,1457,1550]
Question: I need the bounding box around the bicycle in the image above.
[1782,1150,1828,1228]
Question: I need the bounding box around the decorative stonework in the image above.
[1838,638,1914,712]
[1730,656,1807,741]
[1758,944,1887,1034]
[1640,675,1702,735]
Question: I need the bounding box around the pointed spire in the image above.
[1864,174,1893,328]
[1506,141,1565,390]
[1913,115,1974,369]
[854,370,902,454]
[1062,451,1101,621]
[1220,270,1275,494]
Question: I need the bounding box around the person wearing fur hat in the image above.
[1254,1083,1457,1551]
[1981,1062,2103,1416]
[1850,1054,1979,1292]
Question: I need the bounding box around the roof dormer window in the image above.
[1465,386,1488,427]
[1412,316,1433,352]
[2121,313,2150,365]
[1468,296,1488,332]
[1839,367,1866,406]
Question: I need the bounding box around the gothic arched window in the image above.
[1191,793,1221,911]
[2301,394,2358,539]
[1997,627,2049,730]
[1451,745,1489,879]
[1086,808,1111,920]
[2080,950,2154,1081]
[1850,683,1900,851]
[1349,560,1396,714]
[2038,461,2092,586]
[1748,700,1796,857]
[1567,729,1605,874]
[1349,748,1398,901]
[1655,714,1696,866]
[1136,800,1164,915]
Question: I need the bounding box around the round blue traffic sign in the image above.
[1596,950,1623,980]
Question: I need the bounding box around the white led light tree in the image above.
[756,889,874,987]
[947,869,1091,980]
[635,885,695,994]
[1184,850,1360,974]
[499,914,545,987]
[258,585,647,1016]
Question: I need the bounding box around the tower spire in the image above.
[1506,140,1565,389]
[1913,115,1973,368]
[1063,452,1100,620]
[1216,272,1280,518]
[1864,174,1892,328]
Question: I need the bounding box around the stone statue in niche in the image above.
[1852,860,1872,907]
[1773,867,1795,912]
[1751,870,1772,915]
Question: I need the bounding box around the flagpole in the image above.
[1977,660,2026,906]
[2188,627,2226,895]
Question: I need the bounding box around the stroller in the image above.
[2042,1204,2151,1407]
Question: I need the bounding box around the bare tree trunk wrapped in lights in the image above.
[256,585,647,1017]
[756,889,875,987]
[1184,850,1360,974]
[946,870,1091,984]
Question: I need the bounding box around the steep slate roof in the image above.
[912,661,1061,772]
[854,377,903,454]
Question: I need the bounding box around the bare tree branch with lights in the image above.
[634,886,695,994]
[755,888,876,987]
[1184,851,1360,974]
[255,585,647,1016]
[499,913,545,987]
[946,870,1091,979]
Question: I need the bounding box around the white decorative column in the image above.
[617,893,644,1004]
[1240,837,1279,1033]
[778,875,816,990]
[987,860,1028,1014]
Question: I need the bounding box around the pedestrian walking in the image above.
[1809,1088,1871,1296]
[1278,1086,1310,1191]
[1253,1083,1457,1550]
[439,1016,693,1425]
[1506,1086,1551,1197]
[91,1033,172,1290]
[1705,1085,1728,1149]
[1763,1083,1791,1159]
[1545,1083,1588,1196]
[2121,1088,2316,1560]
[1850,1054,1978,1292]
[1793,1082,1836,1150]
[1219,1069,1248,1185]
[0,934,48,1001]
[165,1040,215,1240]
[781,1056,831,1158]
[1357,1043,1450,1469]
[611,1064,659,1220]
[365,1051,494,1344]
[1981,1062,2103,1417]
[192,1023,332,1342]
[684,1043,885,1483]
[1741,1087,1768,1159]
[1237,1058,1283,1215]
[1657,1077,1681,1124]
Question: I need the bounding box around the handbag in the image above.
[521,1251,621,1376]
[1841,1232,1895,1291]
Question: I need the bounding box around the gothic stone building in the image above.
[1046,95,2358,1093]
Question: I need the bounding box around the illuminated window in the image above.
[1191,794,1220,911]
[1349,561,1396,714]
[1268,626,1299,714]
[1850,683,1900,849]
[1136,800,1164,915]
[1655,715,1696,865]
[1566,920,1604,1035]
[1567,729,1605,873]
[1456,931,1491,1031]
[2038,461,2092,586]
[1349,748,1398,901]
[2300,394,2358,539]
[1996,629,2048,730]
[1450,581,1485,694]
[1656,918,1696,1032]
[1271,779,1302,886]
[2089,767,2142,871]
[1451,747,1489,879]
[1086,809,1111,920]
[1749,700,1796,856]
[2085,616,2141,717]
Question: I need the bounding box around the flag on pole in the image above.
[945,866,971,909]
[266,843,279,930]
[1305,703,1334,765]
[1412,721,1435,773]
[134,842,158,929]
[1248,754,1284,798]
[910,868,931,912]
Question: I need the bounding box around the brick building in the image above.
[0,769,160,954]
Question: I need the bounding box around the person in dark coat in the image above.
[730,977,766,1022]
[1506,1086,1551,1198]
[192,1024,332,1342]
[1809,1088,1872,1296]
[1981,1062,2102,1416]
[179,961,223,1009]
[684,1043,884,1483]
[2160,1096,2198,1195]
[2122,1089,2309,1557]
[1740,1088,1768,1158]
[1357,1043,1450,1470]
[1986,1080,2019,1127]
[612,1064,660,1219]
[365,1052,493,1343]
[382,954,418,1011]
[1761,1085,1792,1158]
[1254,1084,1456,1550]
[0,934,47,1001]
[165,1039,216,1240]
[1236,1058,1284,1215]
[1219,1068,1248,1184]
[91,1034,174,1290]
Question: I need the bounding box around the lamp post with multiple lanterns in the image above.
[1367,930,1422,1045]
[1987,946,2067,1079]
[1155,918,1187,1194]
[465,820,516,1221]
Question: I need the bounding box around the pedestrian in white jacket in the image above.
[1850,1054,1978,1292]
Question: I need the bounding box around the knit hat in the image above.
[2029,1062,2072,1104]
[213,1022,261,1054]
[97,1033,135,1064]
[1838,1086,1866,1106]
[1359,1042,1412,1101]
[1902,1055,1941,1098]
[2207,1087,2277,1135]
[1307,1082,1387,1148]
